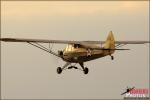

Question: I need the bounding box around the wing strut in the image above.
[27,42,60,58]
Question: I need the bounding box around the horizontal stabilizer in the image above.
[90,48,130,50]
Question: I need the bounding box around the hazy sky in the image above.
[1,1,149,99]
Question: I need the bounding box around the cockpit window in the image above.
[65,44,74,51]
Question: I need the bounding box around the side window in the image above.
[68,45,71,51]
[65,45,68,51]
[69,45,72,51]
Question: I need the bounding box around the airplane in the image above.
[121,86,135,95]
[0,31,149,74]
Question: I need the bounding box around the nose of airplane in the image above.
[58,50,63,56]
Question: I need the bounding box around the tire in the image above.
[57,67,62,74]
[84,67,89,74]
[111,56,114,60]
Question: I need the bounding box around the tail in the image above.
[103,31,115,54]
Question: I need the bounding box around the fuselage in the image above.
[62,44,115,63]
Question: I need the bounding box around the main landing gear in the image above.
[83,67,89,74]
[56,62,89,74]
[57,62,70,74]
[79,62,89,74]
[57,67,62,74]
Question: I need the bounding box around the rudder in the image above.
[103,31,115,54]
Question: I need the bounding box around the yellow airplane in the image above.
[0,31,149,74]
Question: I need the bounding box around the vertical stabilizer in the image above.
[103,31,115,53]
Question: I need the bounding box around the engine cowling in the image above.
[58,50,63,56]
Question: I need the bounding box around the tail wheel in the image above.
[84,67,89,74]
[111,56,114,60]
[57,67,62,74]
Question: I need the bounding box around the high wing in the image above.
[83,40,150,44]
[0,38,82,44]
[1,38,149,57]
[0,38,149,44]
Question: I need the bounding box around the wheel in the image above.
[111,56,114,60]
[84,67,89,74]
[57,67,62,74]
